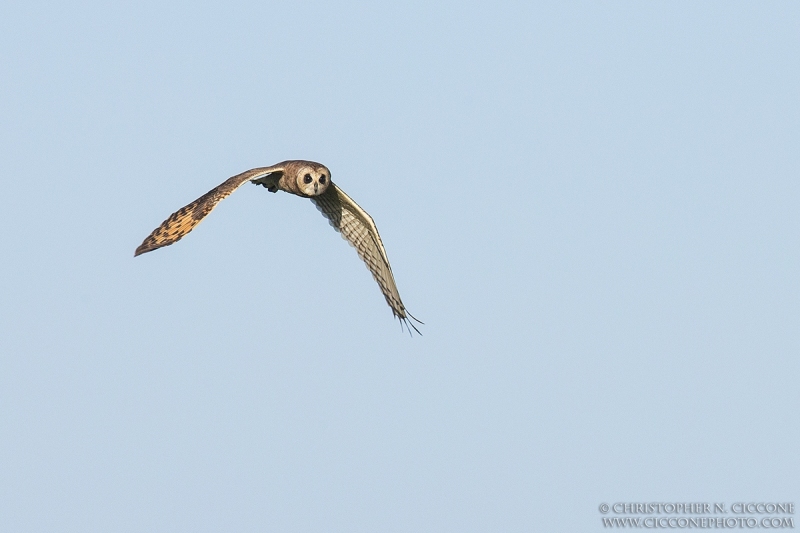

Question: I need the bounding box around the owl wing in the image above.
[134,165,285,256]
[312,183,421,334]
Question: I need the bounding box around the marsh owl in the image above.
[135,160,421,334]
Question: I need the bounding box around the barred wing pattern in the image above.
[134,165,284,256]
[312,184,421,334]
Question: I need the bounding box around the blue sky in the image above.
[1,1,798,531]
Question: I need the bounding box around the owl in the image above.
[135,160,421,334]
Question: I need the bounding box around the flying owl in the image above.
[135,160,421,334]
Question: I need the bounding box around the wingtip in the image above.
[406,311,424,326]
[399,313,423,336]
[134,242,155,257]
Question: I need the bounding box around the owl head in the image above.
[295,164,331,196]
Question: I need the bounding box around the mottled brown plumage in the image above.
[135,160,421,334]
[134,165,285,256]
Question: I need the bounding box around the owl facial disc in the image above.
[296,166,330,196]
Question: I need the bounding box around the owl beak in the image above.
[314,183,318,193]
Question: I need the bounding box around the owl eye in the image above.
[303,174,312,184]
[319,175,326,184]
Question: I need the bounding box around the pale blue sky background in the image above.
[1,1,798,531]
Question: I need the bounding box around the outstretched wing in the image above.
[312,183,421,334]
[134,165,284,256]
